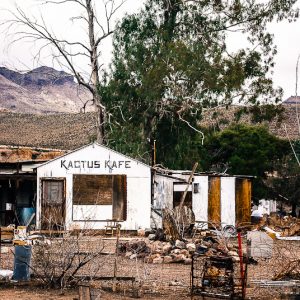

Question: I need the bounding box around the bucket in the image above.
[13,245,32,281]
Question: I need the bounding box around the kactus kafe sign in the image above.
[60,159,131,170]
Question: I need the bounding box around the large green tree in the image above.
[268,140,300,215]
[101,0,297,165]
[202,124,290,200]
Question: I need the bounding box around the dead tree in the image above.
[3,0,127,143]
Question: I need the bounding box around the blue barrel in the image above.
[18,208,35,226]
[13,246,32,281]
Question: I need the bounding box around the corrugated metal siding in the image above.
[208,176,221,225]
[235,178,251,224]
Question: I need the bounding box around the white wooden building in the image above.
[152,171,252,228]
[36,143,151,230]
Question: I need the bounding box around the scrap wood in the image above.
[178,162,198,210]
[162,208,180,241]
[272,258,300,281]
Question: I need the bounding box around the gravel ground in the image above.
[1,237,300,299]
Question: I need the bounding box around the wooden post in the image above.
[112,223,121,292]
[179,162,198,210]
[78,283,91,300]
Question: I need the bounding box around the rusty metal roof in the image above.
[0,145,66,163]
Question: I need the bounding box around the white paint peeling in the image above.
[221,177,236,226]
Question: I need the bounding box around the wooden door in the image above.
[41,179,65,230]
[112,175,127,221]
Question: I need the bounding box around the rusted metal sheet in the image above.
[235,178,251,224]
[112,175,127,221]
[208,176,221,225]
[0,146,65,163]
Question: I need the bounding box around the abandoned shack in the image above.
[1,142,252,231]
[0,146,65,226]
[36,143,152,230]
[152,171,252,228]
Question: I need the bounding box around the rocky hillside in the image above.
[0,66,93,113]
[0,112,97,150]
[199,103,300,140]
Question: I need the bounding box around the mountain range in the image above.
[0,66,93,113]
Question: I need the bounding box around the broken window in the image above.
[41,179,65,229]
[73,175,127,220]
[173,183,192,208]
[42,180,64,204]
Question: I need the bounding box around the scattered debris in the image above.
[0,269,13,281]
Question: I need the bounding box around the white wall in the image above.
[36,143,151,230]
[221,177,236,227]
[152,174,238,229]
[193,176,209,228]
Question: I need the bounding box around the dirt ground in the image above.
[0,236,300,299]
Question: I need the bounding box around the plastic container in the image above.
[12,245,32,281]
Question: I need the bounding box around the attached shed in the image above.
[0,145,65,226]
[36,143,152,230]
[152,171,252,228]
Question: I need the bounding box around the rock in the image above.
[203,236,217,244]
[186,243,196,253]
[148,234,156,240]
[232,256,240,262]
[212,242,219,250]
[171,249,181,255]
[194,239,201,244]
[172,254,186,263]
[125,251,132,258]
[228,251,239,257]
[184,258,192,265]
[151,253,161,260]
[202,241,213,248]
[169,280,183,286]
[227,243,234,251]
[0,247,9,254]
[154,249,163,255]
[144,256,153,263]
[217,243,228,254]
[163,256,173,264]
[144,228,153,237]
[162,243,172,254]
[131,240,148,253]
[153,257,163,264]
[154,228,166,241]
[180,249,189,256]
[137,228,145,237]
[205,249,214,256]
[175,240,186,249]
[130,253,137,260]
[195,245,208,254]
[137,252,148,259]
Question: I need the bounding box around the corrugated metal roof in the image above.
[283,96,300,104]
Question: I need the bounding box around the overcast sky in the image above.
[0,0,299,101]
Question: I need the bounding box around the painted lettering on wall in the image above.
[60,160,131,170]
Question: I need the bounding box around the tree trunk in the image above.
[94,93,105,144]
